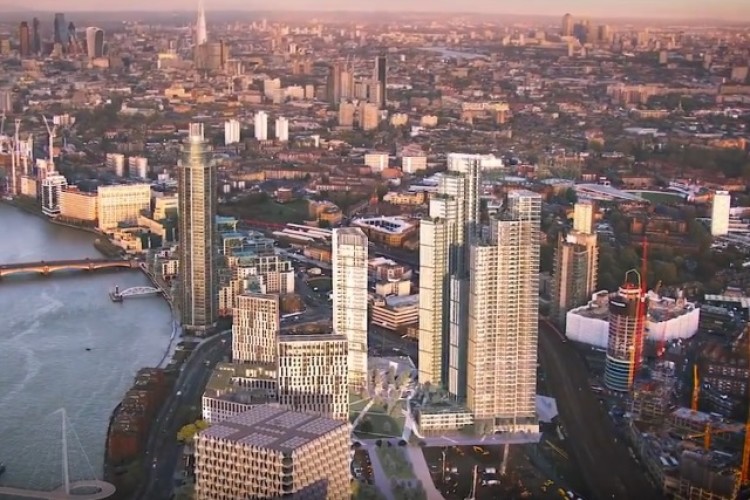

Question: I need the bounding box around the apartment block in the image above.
[277,334,348,421]
[232,293,280,364]
[97,183,151,231]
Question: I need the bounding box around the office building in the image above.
[224,119,240,145]
[60,187,98,223]
[711,191,731,236]
[364,152,389,172]
[18,22,31,57]
[605,281,647,392]
[466,190,541,433]
[178,123,218,334]
[275,117,289,142]
[277,333,348,421]
[551,201,599,325]
[254,111,268,141]
[332,228,368,389]
[32,18,41,55]
[41,173,68,217]
[232,293,280,364]
[53,13,67,47]
[195,406,350,500]
[375,54,387,108]
[562,13,574,36]
[85,27,104,59]
[97,184,151,231]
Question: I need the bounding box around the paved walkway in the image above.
[0,480,116,499]
[366,448,396,500]
[404,445,444,500]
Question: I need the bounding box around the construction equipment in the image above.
[42,114,57,169]
[691,365,700,412]
[685,422,734,450]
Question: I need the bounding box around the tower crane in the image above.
[42,115,57,171]
[691,364,700,412]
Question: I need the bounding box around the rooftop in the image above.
[352,216,417,235]
[199,405,348,453]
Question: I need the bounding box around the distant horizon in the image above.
[0,1,749,22]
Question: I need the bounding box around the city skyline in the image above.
[1,1,749,20]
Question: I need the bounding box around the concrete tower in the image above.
[178,123,218,334]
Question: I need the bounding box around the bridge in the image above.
[0,409,115,499]
[0,258,138,279]
[109,286,163,302]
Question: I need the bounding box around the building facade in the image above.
[277,334,348,421]
[60,187,98,223]
[97,183,151,231]
[178,123,218,334]
[275,116,289,142]
[41,173,68,217]
[195,406,350,500]
[254,111,268,141]
[711,191,731,236]
[232,293,280,364]
[224,119,240,145]
[605,282,647,392]
[466,190,541,433]
[332,228,369,389]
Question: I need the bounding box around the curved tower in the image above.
[604,274,647,392]
[196,0,207,46]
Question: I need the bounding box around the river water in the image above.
[0,204,173,492]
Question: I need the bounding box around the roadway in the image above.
[538,320,659,500]
[138,331,231,500]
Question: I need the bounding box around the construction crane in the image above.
[632,238,648,378]
[684,422,734,450]
[42,115,57,170]
[691,364,700,412]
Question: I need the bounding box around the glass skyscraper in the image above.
[178,123,218,334]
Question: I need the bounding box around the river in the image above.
[0,204,173,492]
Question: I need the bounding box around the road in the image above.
[538,320,659,500]
[138,331,231,500]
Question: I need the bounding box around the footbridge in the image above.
[0,258,138,279]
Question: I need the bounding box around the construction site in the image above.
[598,243,750,500]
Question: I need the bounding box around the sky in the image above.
[1,0,749,20]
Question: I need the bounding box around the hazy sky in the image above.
[4,0,750,20]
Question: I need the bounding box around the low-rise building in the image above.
[371,294,420,331]
[59,187,98,223]
[352,216,418,248]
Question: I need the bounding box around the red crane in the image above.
[633,238,648,380]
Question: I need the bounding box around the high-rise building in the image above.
[604,280,647,392]
[97,183,151,231]
[466,190,541,433]
[338,101,356,128]
[195,406,350,500]
[562,13,574,36]
[332,228,368,389]
[418,154,481,395]
[326,62,342,104]
[375,54,387,109]
[358,102,380,131]
[178,123,218,334]
[254,111,268,141]
[275,117,289,142]
[224,119,240,145]
[711,190,731,236]
[18,22,31,57]
[196,0,208,46]
[32,18,41,55]
[277,333,348,421]
[85,27,104,59]
[551,202,599,325]
[67,22,77,53]
[53,13,67,47]
[41,173,68,217]
[232,293,279,364]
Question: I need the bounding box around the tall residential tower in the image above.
[178,123,218,334]
[332,228,368,389]
[466,190,541,433]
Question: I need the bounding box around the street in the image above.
[538,320,659,500]
[138,331,231,500]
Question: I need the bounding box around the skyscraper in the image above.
[254,111,268,141]
[561,13,574,36]
[551,201,599,325]
[375,54,387,109]
[32,18,41,55]
[418,154,481,396]
[466,190,541,433]
[18,22,31,57]
[196,0,208,46]
[332,228,368,389]
[85,27,104,59]
[53,13,67,47]
[604,278,647,392]
[178,123,218,334]
[711,190,731,236]
[326,62,342,104]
